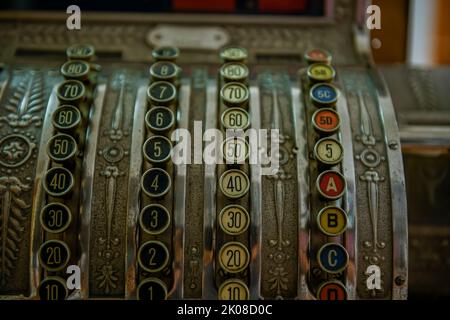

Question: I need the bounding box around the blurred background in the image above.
[371,0,449,65]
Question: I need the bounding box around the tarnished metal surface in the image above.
[3,0,449,299]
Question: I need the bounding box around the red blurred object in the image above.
[259,0,307,12]
[173,0,236,12]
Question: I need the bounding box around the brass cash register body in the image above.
[0,0,447,300]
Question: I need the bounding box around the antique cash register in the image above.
[0,0,448,300]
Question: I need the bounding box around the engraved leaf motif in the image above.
[268,266,289,296]
[26,73,45,114]
[0,177,30,286]
[0,71,44,128]
[6,81,27,110]
[96,264,119,294]
[5,81,26,114]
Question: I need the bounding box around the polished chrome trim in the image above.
[249,85,262,300]
[371,69,408,300]
[202,80,218,299]
[336,87,357,300]
[125,86,148,299]
[29,86,59,299]
[292,86,313,300]
[169,81,190,299]
[79,84,107,299]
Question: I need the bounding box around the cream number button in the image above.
[314,137,343,165]
[218,242,250,273]
[219,169,250,199]
[218,279,249,300]
[219,205,250,236]
[220,82,249,107]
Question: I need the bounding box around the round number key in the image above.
[221,107,250,130]
[38,277,68,300]
[140,204,171,235]
[317,280,347,300]
[304,49,332,64]
[138,240,170,273]
[312,108,340,134]
[314,137,343,166]
[220,82,249,107]
[219,242,250,273]
[137,278,168,300]
[143,135,172,163]
[145,107,175,132]
[141,168,171,198]
[150,61,178,81]
[147,81,176,105]
[220,46,248,62]
[60,60,90,80]
[316,170,346,200]
[219,169,250,199]
[222,137,249,164]
[218,279,249,300]
[317,243,349,273]
[219,205,250,236]
[52,105,81,131]
[220,62,249,82]
[66,44,95,60]
[46,133,78,162]
[43,167,74,197]
[317,206,348,236]
[307,63,336,82]
[40,202,72,234]
[310,83,338,106]
[152,46,180,61]
[56,80,85,103]
[38,240,70,272]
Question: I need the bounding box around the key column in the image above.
[215,47,252,300]
[137,47,180,300]
[38,44,99,300]
[301,50,349,300]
